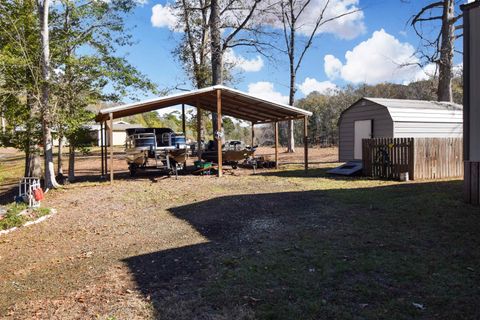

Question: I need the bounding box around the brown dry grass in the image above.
[0,147,479,319]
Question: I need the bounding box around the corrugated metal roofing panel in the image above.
[364,97,463,123]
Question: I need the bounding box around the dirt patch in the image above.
[6,265,152,320]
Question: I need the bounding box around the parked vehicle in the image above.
[188,140,206,156]
[125,128,188,177]
[201,140,256,169]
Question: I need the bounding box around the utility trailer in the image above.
[125,128,188,177]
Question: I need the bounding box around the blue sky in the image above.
[115,0,466,109]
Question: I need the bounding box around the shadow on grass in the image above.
[258,167,368,181]
[0,184,17,205]
[123,180,480,319]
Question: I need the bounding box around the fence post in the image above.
[409,138,415,180]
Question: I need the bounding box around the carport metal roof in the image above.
[95,85,312,123]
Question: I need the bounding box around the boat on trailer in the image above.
[201,140,256,169]
[125,128,188,177]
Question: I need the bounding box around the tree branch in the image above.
[410,1,444,26]
[222,0,260,51]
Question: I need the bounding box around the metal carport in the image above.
[95,85,312,181]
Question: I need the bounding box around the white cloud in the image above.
[153,0,366,41]
[247,82,289,104]
[94,0,148,4]
[324,55,343,79]
[413,62,462,83]
[453,62,463,77]
[265,0,365,40]
[297,77,337,95]
[224,49,264,72]
[151,4,178,30]
[413,63,437,82]
[152,0,365,40]
[324,29,424,84]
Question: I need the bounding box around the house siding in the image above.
[469,6,480,161]
[462,2,480,204]
[339,101,393,162]
[96,130,127,146]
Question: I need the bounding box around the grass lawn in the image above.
[0,157,24,186]
[0,163,478,319]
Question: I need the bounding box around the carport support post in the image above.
[196,101,202,161]
[216,89,223,177]
[251,123,255,147]
[182,104,187,168]
[100,122,104,177]
[104,122,108,176]
[109,113,114,183]
[304,116,309,172]
[274,121,279,169]
[181,104,186,134]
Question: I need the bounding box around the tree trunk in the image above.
[25,142,42,178]
[24,94,41,178]
[437,0,455,102]
[38,0,59,189]
[42,124,58,187]
[24,146,31,177]
[210,0,222,136]
[0,113,5,134]
[287,73,296,152]
[29,151,42,178]
[287,4,296,153]
[57,132,64,177]
[68,144,75,182]
[24,146,41,179]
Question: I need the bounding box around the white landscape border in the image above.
[0,208,57,236]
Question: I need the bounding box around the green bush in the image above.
[0,203,50,231]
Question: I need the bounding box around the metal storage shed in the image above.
[338,97,463,162]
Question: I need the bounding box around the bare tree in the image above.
[175,0,212,89]
[209,0,266,133]
[409,0,463,102]
[173,0,271,137]
[277,0,361,152]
